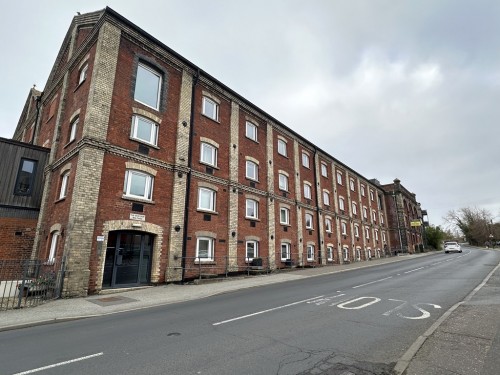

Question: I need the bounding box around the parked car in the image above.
[444,241,462,253]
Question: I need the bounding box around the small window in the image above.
[352,202,357,215]
[365,227,370,239]
[323,191,330,206]
[321,163,328,177]
[78,63,88,85]
[277,139,287,156]
[375,230,379,241]
[339,197,345,211]
[370,190,375,201]
[59,172,70,199]
[363,206,368,219]
[281,243,291,261]
[246,160,258,181]
[202,97,219,121]
[134,63,161,110]
[380,214,385,225]
[336,171,343,185]
[327,246,333,261]
[131,115,158,146]
[343,247,349,261]
[246,121,257,141]
[69,117,78,143]
[246,241,258,261]
[124,170,154,201]
[382,232,386,242]
[302,152,310,168]
[361,184,366,196]
[305,213,314,229]
[341,222,347,235]
[280,207,290,225]
[304,183,312,199]
[200,142,217,167]
[354,225,360,237]
[325,218,332,232]
[307,245,315,261]
[372,210,377,222]
[278,173,288,191]
[196,237,214,261]
[350,178,355,191]
[198,187,216,212]
[246,199,259,219]
[14,158,37,196]
[48,231,60,264]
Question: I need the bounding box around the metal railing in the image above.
[0,258,65,311]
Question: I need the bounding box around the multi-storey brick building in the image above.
[10,8,424,296]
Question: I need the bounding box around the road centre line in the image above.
[404,267,425,274]
[212,295,324,326]
[12,352,104,375]
[352,276,393,289]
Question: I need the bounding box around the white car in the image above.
[444,241,462,253]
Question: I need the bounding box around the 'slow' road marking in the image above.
[12,352,104,375]
[404,267,425,274]
[352,276,393,289]
[212,296,324,326]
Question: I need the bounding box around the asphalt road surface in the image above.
[1,246,499,375]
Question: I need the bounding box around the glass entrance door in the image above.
[103,231,153,288]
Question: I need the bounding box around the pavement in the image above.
[1,250,499,375]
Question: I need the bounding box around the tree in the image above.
[425,225,446,250]
[444,207,494,246]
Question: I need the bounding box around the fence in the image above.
[0,258,65,311]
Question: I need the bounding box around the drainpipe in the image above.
[313,148,322,264]
[30,93,43,145]
[180,69,200,281]
[393,191,403,254]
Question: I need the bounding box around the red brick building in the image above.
[10,8,424,296]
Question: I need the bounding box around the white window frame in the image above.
[281,243,291,261]
[245,121,257,141]
[48,231,59,264]
[78,64,88,85]
[375,230,379,241]
[246,199,259,219]
[339,197,345,211]
[198,187,216,212]
[336,172,343,185]
[202,96,219,121]
[135,63,162,110]
[325,218,332,232]
[365,227,370,239]
[321,163,328,177]
[196,237,214,261]
[69,117,78,143]
[352,202,357,215]
[59,172,70,199]
[123,170,154,201]
[372,210,377,222]
[304,183,312,199]
[278,173,288,191]
[327,246,333,261]
[380,214,385,225]
[349,178,355,191]
[343,247,349,262]
[280,207,290,225]
[246,240,258,261]
[370,190,375,201]
[302,152,310,168]
[382,232,386,242]
[305,213,314,229]
[200,142,217,167]
[361,184,366,196]
[131,115,158,146]
[363,206,368,219]
[246,160,258,181]
[277,139,287,156]
[354,225,360,238]
[307,245,315,261]
[341,221,347,235]
[323,191,330,206]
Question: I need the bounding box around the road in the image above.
[1,246,499,375]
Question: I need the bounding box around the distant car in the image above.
[444,241,462,253]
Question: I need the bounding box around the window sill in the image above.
[197,209,218,215]
[200,161,219,170]
[194,260,216,264]
[63,139,76,149]
[245,136,259,144]
[201,113,220,124]
[73,79,86,92]
[55,197,66,204]
[245,217,260,222]
[245,178,260,184]
[121,195,154,204]
[130,138,160,149]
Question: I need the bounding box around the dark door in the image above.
[103,231,153,288]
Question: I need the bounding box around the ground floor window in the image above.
[307,245,315,261]
[281,243,291,261]
[327,246,333,261]
[343,247,349,261]
[197,237,214,261]
[246,241,258,261]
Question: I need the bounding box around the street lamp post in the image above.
[489,234,494,249]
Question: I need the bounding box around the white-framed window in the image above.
[135,63,161,110]
[280,207,290,225]
[372,210,377,222]
[302,152,310,168]
[131,115,158,146]
[200,142,217,167]
[78,63,88,85]
[363,206,368,219]
[304,183,312,199]
[307,245,315,261]
[349,178,355,191]
[124,170,154,201]
[323,191,330,206]
[48,231,59,264]
[69,117,78,143]
[196,237,214,261]
[198,187,216,212]
[246,160,258,181]
[339,196,345,211]
[245,121,257,141]
[352,202,358,215]
[370,190,375,201]
[375,229,379,241]
[341,221,347,235]
[59,172,70,199]
[246,240,258,261]
[277,139,287,156]
[202,96,219,121]
[354,225,360,238]
[327,246,333,261]
[365,227,370,239]
[278,173,288,191]
[380,214,385,225]
[343,247,349,261]
[321,163,328,177]
[325,217,332,232]
[246,199,259,219]
[382,232,386,242]
[336,171,343,185]
[361,184,366,196]
[305,213,314,229]
[281,243,291,261]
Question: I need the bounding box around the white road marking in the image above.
[337,296,381,310]
[352,276,393,289]
[12,352,104,375]
[212,295,324,326]
[399,303,441,320]
[404,267,425,274]
[383,299,408,316]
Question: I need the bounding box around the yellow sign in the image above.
[410,220,422,227]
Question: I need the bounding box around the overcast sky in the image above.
[1,0,499,227]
